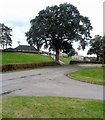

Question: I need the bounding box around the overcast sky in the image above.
[0,0,104,56]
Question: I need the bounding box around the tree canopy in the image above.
[0,23,12,49]
[26,3,92,62]
[87,35,103,61]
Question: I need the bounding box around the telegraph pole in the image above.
[103,2,105,67]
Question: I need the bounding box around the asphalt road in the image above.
[1,64,104,100]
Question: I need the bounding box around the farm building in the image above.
[15,45,37,52]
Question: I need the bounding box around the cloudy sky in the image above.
[0,0,104,56]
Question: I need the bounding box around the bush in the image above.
[70,60,103,64]
[1,62,60,72]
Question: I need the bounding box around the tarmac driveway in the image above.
[1,64,103,100]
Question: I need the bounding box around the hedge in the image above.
[0,62,60,72]
[70,60,103,64]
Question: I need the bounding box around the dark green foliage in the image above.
[103,36,105,63]
[87,35,103,61]
[26,3,92,62]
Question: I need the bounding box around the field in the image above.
[2,96,103,118]
[1,52,53,64]
[59,56,71,64]
[68,67,104,85]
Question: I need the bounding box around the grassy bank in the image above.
[2,96,103,118]
[68,67,104,85]
[59,57,71,64]
[1,52,53,64]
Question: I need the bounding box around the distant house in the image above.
[72,55,84,61]
[15,45,37,52]
[84,57,97,62]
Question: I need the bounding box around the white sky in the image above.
[0,0,104,56]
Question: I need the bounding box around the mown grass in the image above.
[1,52,53,64]
[2,96,103,118]
[59,56,71,64]
[0,53,1,64]
[68,67,104,85]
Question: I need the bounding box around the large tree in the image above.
[87,35,103,61]
[0,23,12,49]
[26,3,92,63]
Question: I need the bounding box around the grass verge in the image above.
[2,96,103,118]
[68,67,104,85]
[1,52,53,64]
[59,57,71,64]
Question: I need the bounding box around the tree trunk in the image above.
[3,44,4,49]
[6,43,7,49]
[55,49,59,63]
[97,54,99,61]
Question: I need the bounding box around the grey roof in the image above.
[15,45,37,51]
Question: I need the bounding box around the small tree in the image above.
[68,48,78,57]
[26,3,92,62]
[0,23,12,49]
[17,41,20,46]
[87,35,103,61]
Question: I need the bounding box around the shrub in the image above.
[70,60,103,64]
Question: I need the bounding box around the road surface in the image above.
[1,64,104,100]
